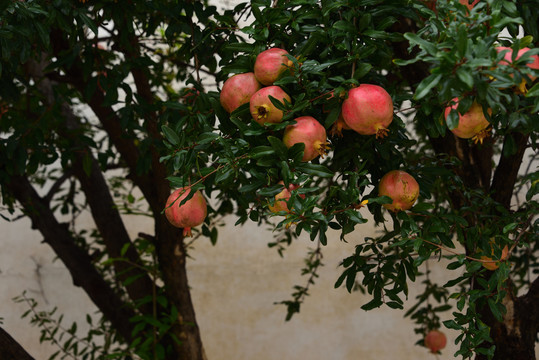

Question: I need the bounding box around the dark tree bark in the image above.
[0,326,36,360]
[6,175,137,343]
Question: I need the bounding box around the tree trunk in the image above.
[0,326,36,360]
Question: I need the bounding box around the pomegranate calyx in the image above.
[314,140,331,158]
[472,127,491,144]
[375,127,390,139]
[253,104,271,121]
[182,227,193,238]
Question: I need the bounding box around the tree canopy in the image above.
[0,0,538,359]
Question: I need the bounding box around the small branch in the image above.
[43,171,73,204]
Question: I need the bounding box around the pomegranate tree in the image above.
[444,99,490,144]
[249,85,291,125]
[424,330,447,353]
[254,48,292,85]
[378,170,419,212]
[220,72,261,113]
[165,187,208,237]
[282,116,329,162]
[341,84,394,138]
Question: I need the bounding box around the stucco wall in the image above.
[1,206,464,360]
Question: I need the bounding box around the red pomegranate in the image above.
[220,72,261,113]
[378,170,419,212]
[497,46,539,82]
[254,48,292,86]
[283,116,329,162]
[268,181,304,213]
[341,84,394,138]
[459,0,479,10]
[424,330,447,353]
[249,86,291,125]
[444,98,490,144]
[165,187,208,237]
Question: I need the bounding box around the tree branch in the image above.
[490,132,529,209]
[0,326,36,360]
[6,174,136,343]
[26,57,159,316]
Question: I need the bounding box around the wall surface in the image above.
[1,206,463,360]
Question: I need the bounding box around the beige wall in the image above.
[1,208,465,360]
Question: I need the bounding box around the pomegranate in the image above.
[497,46,539,73]
[341,84,394,138]
[220,72,261,113]
[249,86,291,125]
[268,181,304,213]
[378,170,419,212]
[459,0,479,10]
[165,187,208,237]
[424,330,447,353]
[282,116,329,162]
[481,244,510,271]
[444,98,490,144]
[254,48,293,86]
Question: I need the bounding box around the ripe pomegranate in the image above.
[424,330,447,353]
[220,72,261,113]
[481,244,510,271]
[268,181,304,213]
[444,99,490,144]
[282,116,329,162]
[165,187,208,237]
[341,84,394,138]
[459,0,479,10]
[497,47,539,93]
[254,48,293,86]
[249,86,291,125]
[378,170,419,212]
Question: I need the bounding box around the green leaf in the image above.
[525,82,539,97]
[267,136,288,159]
[78,12,98,35]
[404,32,437,55]
[361,297,383,310]
[456,68,474,89]
[295,163,334,178]
[414,73,442,100]
[162,125,180,145]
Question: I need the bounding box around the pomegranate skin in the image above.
[249,86,291,125]
[378,170,419,212]
[220,72,261,113]
[283,116,329,162]
[459,0,479,10]
[497,46,539,78]
[341,84,394,138]
[254,48,291,86]
[165,187,208,237]
[424,330,447,353]
[268,182,304,213]
[444,99,490,143]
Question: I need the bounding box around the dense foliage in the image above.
[0,0,538,359]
